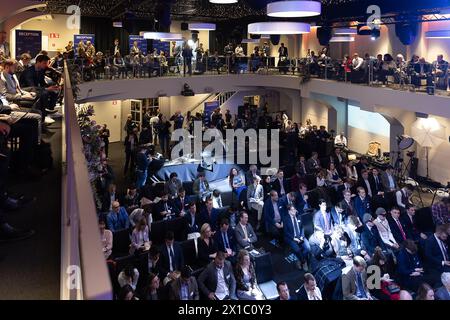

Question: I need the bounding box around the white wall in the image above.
[81,100,123,143]
[301,97,329,127]
[375,106,450,184]
[12,14,79,57]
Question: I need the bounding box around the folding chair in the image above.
[254,252,279,300]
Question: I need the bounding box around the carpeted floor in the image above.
[0,120,62,300]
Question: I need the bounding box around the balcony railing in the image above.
[67,55,450,99]
[60,61,113,300]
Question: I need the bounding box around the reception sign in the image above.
[74,34,95,56]
[15,30,42,57]
[128,35,147,54]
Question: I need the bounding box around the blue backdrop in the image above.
[152,40,170,55]
[15,30,42,58]
[128,35,147,54]
[74,34,95,57]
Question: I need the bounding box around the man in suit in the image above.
[395,185,413,213]
[199,198,220,232]
[0,59,37,107]
[164,172,182,198]
[306,152,321,174]
[19,55,59,115]
[295,183,310,214]
[198,252,237,300]
[214,218,237,263]
[388,206,408,245]
[172,187,189,216]
[0,31,10,57]
[360,213,386,257]
[355,157,369,177]
[424,225,450,275]
[263,190,283,241]
[193,172,211,201]
[184,202,200,235]
[106,201,130,232]
[297,273,322,300]
[342,256,373,300]
[282,204,310,270]
[245,164,259,186]
[111,39,121,57]
[313,199,334,235]
[235,211,257,250]
[381,166,397,192]
[435,272,450,300]
[246,176,264,229]
[154,191,175,221]
[411,57,433,87]
[277,281,295,300]
[169,265,199,300]
[157,231,185,278]
[337,178,356,202]
[271,169,289,197]
[357,169,374,198]
[369,167,386,209]
[353,187,371,222]
[401,204,428,242]
[279,191,297,216]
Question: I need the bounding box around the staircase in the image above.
[185,91,236,116]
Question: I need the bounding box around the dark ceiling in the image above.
[40,0,450,23]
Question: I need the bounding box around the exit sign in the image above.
[49,33,60,39]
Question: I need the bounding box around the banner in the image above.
[128,35,147,55]
[204,100,220,128]
[15,30,42,58]
[152,40,170,55]
[73,34,95,56]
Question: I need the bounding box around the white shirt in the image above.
[353,57,364,70]
[334,135,347,146]
[167,245,174,272]
[240,223,249,240]
[387,174,396,189]
[396,189,409,208]
[212,195,223,208]
[364,179,372,197]
[215,267,229,300]
[307,287,323,300]
[235,46,244,57]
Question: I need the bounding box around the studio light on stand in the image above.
[393,134,415,180]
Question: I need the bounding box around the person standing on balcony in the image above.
[182,42,193,76]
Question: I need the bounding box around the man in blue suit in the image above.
[313,199,334,235]
[279,191,297,216]
[360,213,386,258]
[263,190,283,242]
[282,204,310,270]
[172,187,190,216]
[424,225,450,277]
[214,218,237,263]
[184,202,200,234]
[106,201,130,232]
[295,183,310,214]
[199,198,220,232]
[354,187,372,222]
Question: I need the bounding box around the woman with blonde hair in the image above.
[197,223,218,267]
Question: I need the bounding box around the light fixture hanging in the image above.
[334,28,357,35]
[141,32,183,40]
[267,1,321,18]
[425,30,450,39]
[248,22,311,35]
[188,23,216,31]
[209,0,238,4]
[329,36,355,42]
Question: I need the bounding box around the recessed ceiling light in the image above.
[248,22,311,35]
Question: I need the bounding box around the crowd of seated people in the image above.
[87,97,450,301]
[0,43,61,241]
